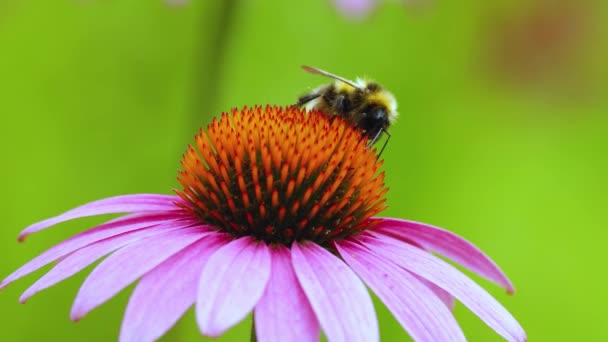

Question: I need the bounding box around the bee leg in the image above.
[377,130,390,158]
[296,93,321,107]
[367,128,383,147]
[367,128,390,158]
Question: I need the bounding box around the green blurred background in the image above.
[1,0,606,341]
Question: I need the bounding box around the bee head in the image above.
[360,106,389,139]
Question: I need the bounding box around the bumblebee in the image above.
[296,65,398,155]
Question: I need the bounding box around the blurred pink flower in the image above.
[2,106,525,341]
[334,0,376,18]
[332,0,432,18]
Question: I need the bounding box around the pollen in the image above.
[176,105,387,246]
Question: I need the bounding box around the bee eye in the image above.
[371,108,386,121]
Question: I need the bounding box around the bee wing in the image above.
[301,65,364,91]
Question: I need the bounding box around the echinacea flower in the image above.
[2,106,525,341]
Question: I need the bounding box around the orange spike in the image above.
[309,203,320,219]
[286,179,295,199]
[254,184,262,202]
[242,191,251,210]
[290,200,301,216]
[237,174,247,195]
[266,174,274,194]
[302,187,312,205]
[271,189,279,209]
[279,163,289,185]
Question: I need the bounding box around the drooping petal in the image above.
[376,229,456,311]
[19,221,190,303]
[336,239,466,342]
[1,212,187,290]
[362,233,526,342]
[70,226,207,321]
[18,194,183,241]
[196,236,271,337]
[254,245,319,342]
[120,233,228,342]
[374,218,515,293]
[291,242,378,342]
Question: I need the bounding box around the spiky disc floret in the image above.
[176,105,387,246]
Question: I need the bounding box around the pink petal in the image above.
[254,245,319,342]
[196,237,271,337]
[120,233,228,342]
[336,239,466,342]
[19,221,191,303]
[334,0,376,17]
[415,274,456,311]
[18,194,183,241]
[70,226,206,321]
[291,242,378,342]
[362,233,526,342]
[374,218,515,293]
[1,213,187,290]
[378,231,456,311]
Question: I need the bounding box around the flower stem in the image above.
[192,0,240,133]
[250,314,257,342]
